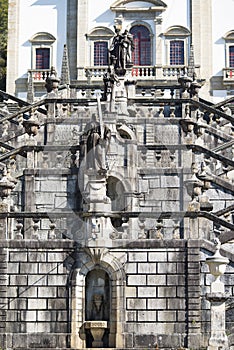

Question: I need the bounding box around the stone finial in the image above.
[206,238,229,282]
[0,164,16,201]
[60,44,70,85]
[45,66,60,93]
[27,71,34,104]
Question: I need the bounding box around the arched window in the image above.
[130,25,151,66]
[94,41,108,66]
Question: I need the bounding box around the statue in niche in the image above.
[109,26,134,74]
[91,294,104,320]
[85,270,110,321]
[80,115,111,172]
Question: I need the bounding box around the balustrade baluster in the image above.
[70,149,77,168]
[159,107,164,118]
[155,150,162,166]
[155,220,164,239]
[32,219,40,239]
[170,106,175,118]
[15,220,23,240]
[48,221,56,239]
[173,220,180,239]
[138,217,146,239]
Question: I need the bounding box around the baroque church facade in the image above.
[0,0,234,349]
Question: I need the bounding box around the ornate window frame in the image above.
[86,27,115,66]
[163,26,191,66]
[110,0,167,12]
[223,30,234,68]
[29,32,56,70]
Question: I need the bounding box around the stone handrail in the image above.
[1,210,234,231]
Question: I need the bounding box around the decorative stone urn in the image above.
[206,238,229,282]
[84,320,108,348]
[184,163,203,211]
[23,115,40,137]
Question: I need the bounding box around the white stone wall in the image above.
[212,0,234,77]
[13,0,67,82]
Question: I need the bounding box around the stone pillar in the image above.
[191,0,213,99]
[206,239,229,350]
[67,0,77,81]
[23,169,36,239]
[77,0,88,80]
[6,0,20,94]
[154,15,163,67]
[71,270,85,349]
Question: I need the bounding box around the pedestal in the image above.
[207,281,229,350]
[84,321,108,348]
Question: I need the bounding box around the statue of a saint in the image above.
[109,26,134,74]
[80,115,111,172]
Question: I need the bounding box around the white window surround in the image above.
[163,26,191,66]
[223,30,234,67]
[29,32,56,70]
[86,27,115,66]
[110,0,167,12]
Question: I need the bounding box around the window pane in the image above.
[94,41,108,66]
[36,48,50,69]
[170,41,184,65]
[130,26,151,66]
[229,46,234,67]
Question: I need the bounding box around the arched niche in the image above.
[85,269,111,347]
[70,248,125,349]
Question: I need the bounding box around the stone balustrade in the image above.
[223,67,234,83]
[28,69,51,82]
[83,64,200,82]
[0,210,232,241]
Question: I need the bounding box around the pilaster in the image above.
[191,0,213,99]
[67,0,78,81]
[6,0,20,94]
[154,15,163,66]
[77,0,89,80]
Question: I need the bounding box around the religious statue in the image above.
[80,115,111,172]
[109,26,135,75]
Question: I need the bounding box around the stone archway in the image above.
[70,247,125,349]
